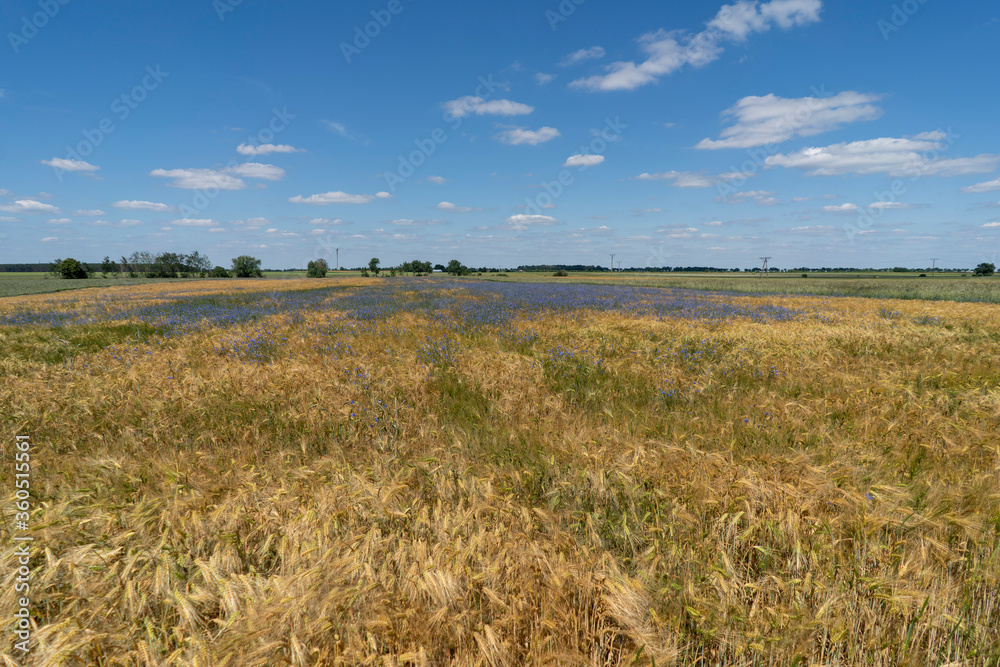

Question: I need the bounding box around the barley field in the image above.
[2,276,1000,665]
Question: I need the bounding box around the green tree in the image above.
[231,255,264,278]
[307,259,328,278]
[446,259,468,276]
[186,251,212,277]
[368,257,381,276]
[974,262,995,276]
[100,256,116,278]
[54,258,90,279]
[210,266,231,278]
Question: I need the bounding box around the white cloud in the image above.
[209,227,226,233]
[438,201,480,213]
[570,0,822,92]
[564,154,605,168]
[981,221,1000,228]
[765,133,1000,176]
[171,218,216,226]
[0,216,18,222]
[41,237,58,242]
[118,219,142,226]
[290,191,386,205]
[443,96,534,118]
[560,46,606,66]
[636,171,713,187]
[324,121,351,137]
[497,126,561,146]
[867,201,918,210]
[704,220,724,226]
[0,200,60,214]
[309,218,345,225]
[151,168,246,190]
[961,177,1000,193]
[375,192,392,199]
[535,73,556,85]
[228,162,285,181]
[47,218,72,224]
[821,203,859,213]
[427,176,448,184]
[717,190,779,205]
[505,214,557,230]
[696,91,882,149]
[74,209,105,216]
[112,200,175,212]
[236,143,303,156]
[41,157,100,172]
[265,228,299,237]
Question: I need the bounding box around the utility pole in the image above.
[617,260,622,272]
[930,257,938,277]
[610,253,615,272]
[336,248,339,272]
[759,256,772,278]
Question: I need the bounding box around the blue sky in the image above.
[2,0,999,270]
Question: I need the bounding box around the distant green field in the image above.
[0,274,184,298]
[474,271,1000,304]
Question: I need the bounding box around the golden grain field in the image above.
[2,277,1000,666]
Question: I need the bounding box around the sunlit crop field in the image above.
[2,277,1000,665]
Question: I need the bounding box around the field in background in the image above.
[2,277,1000,665]
[477,271,1000,304]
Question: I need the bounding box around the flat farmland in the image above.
[2,277,1000,665]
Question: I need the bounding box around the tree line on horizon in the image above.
[48,252,265,279]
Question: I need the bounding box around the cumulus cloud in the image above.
[635,170,713,187]
[981,221,1000,228]
[289,191,389,205]
[765,132,1000,176]
[443,96,534,118]
[570,0,822,92]
[696,91,883,149]
[41,157,100,172]
[47,218,72,224]
[821,203,859,213]
[717,190,780,205]
[228,162,285,181]
[564,154,605,168]
[560,46,606,66]
[112,200,175,212]
[496,126,561,145]
[0,199,60,214]
[427,176,448,184]
[867,201,919,210]
[535,73,556,85]
[151,168,246,190]
[236,143,304,156]
[171,218,216,226]
[74,209,105,216]
[438,201,479,213]
[961,177,1000,193]
[505,214,557,230]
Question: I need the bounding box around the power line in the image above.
[610,253,615,272]
[759,256,772,278]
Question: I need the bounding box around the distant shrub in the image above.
[210,266,231,278]
[801,273,808,278]
[919,273,927,278]
[553,270,569,277]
